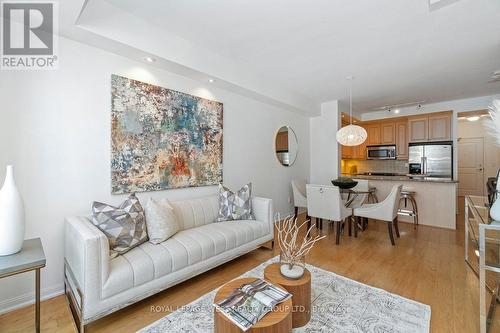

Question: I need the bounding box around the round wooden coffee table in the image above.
[214,277,292,333]
[264,263,311,328]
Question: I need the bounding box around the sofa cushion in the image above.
[102,219,269,298]
[217,183,254,221]
[168,196,219,230]
[144,198,179,244]
[91,193,148,258]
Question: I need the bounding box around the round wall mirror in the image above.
[275,126,298,167]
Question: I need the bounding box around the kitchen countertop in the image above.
[341,174,458,183]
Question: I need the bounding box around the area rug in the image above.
[138,257,431,333]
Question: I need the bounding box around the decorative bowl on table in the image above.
[331,177,358,189]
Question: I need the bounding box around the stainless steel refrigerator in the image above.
[408,141,453,178]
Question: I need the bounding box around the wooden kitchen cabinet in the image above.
[341,111,451,161]
[380,122,396,144]
[342,146,353,159]
[366,122,381,145]
[408,116,428,142]
[356,129,368,159]
[408,111,452,143]
[275,131,288,151]
[428,112,451,141]
[395,121,408,159]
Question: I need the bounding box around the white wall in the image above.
[0,37,310,313]
[309,100,340,184]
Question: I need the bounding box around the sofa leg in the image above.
[261,241,274,250]
[65,280,86,333]
[64,261,87,333]
[294,206,298,221]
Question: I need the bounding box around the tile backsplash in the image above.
[341,159,409,175]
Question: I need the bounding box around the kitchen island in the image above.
[343,174,458,229]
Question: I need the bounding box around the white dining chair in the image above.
[292,179,308,221]
[353,184,403,246]
[306,184,352,245]
[350,179,369,231]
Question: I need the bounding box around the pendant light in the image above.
[336,76,367,146]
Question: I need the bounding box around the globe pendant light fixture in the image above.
[336,76,367,146]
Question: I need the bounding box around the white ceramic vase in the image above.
[0,165,25,256]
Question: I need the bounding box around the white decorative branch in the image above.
[275,214,325,267]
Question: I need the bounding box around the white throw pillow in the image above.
[144,198,179,244]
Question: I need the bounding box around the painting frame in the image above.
[110,74,223,194]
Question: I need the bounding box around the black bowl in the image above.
[331,180,358,189]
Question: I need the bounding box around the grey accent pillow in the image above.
[217,183,253,221]
[217,184,235,221]
[144,198,179,244]
[92,193,148,258]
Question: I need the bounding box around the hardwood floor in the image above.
[1,211,499,333]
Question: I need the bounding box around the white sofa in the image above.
[64,195,273,332]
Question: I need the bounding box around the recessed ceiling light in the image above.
[467,116,480,122]
[429,0,461,11]
[143,57,156,63]
[208,78,215,83]
[394,109,400,114]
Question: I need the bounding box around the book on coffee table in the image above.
[213,278,291,331]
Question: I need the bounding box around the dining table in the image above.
[340,186,378,207]
[340,186,378,232]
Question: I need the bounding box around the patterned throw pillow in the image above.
[217,183,254,221]
[92,193,148,258]
[144,198,179,244]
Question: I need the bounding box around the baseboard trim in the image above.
[0,284,65,315]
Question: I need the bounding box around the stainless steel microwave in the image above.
[366,145,396,160]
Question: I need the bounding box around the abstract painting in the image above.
[111,75,223,194]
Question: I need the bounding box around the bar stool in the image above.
[398,189,418,229]
[367,186,379,204]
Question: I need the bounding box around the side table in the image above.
[264,263,311,328]
[214,277,292,333]
[0,238,46,333]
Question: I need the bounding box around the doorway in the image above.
[456,110,500,202]
[457,137,484,196]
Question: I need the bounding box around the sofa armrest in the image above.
[65,216,109,299]
[252,197,273,236]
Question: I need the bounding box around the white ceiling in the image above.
[69,0,500,114]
